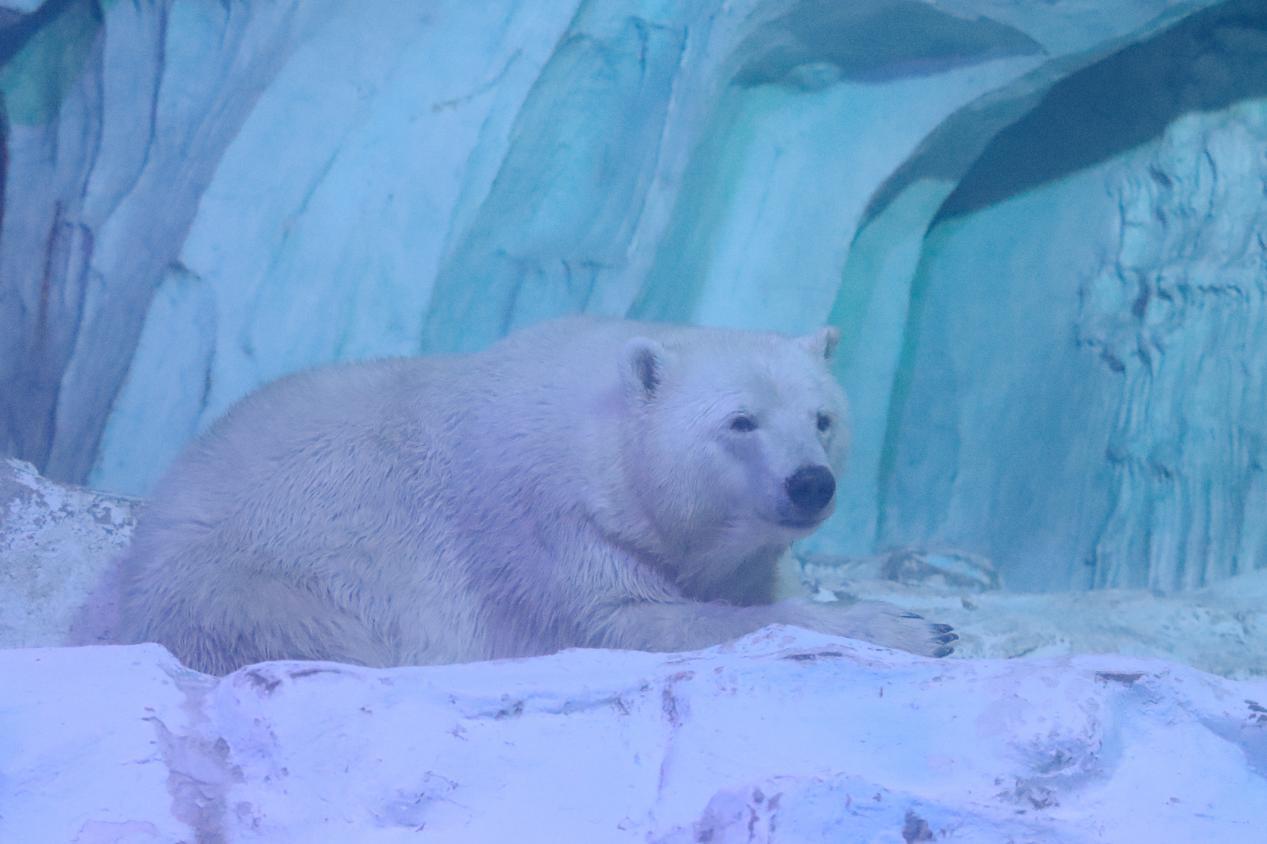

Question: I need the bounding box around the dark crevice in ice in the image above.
[734,0,1043,88]
[936,0,1267,222]
[0,0,81,66]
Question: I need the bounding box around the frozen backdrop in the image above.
[3,0,1266,593]
[5,5,1267,839]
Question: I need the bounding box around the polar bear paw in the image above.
[789,599,958,657]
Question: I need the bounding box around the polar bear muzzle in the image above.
[783,464,836,522]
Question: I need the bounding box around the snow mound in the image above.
[3,629,1265,842]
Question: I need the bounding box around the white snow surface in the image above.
[4,630,1266,843]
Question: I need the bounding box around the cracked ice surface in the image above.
[3,630,1266,842]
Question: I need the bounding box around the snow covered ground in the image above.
[4,629,1266,842]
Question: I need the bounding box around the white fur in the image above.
[118,316,953,673]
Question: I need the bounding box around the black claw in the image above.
[932,623,954,634]
[901,612,924,619]
[934,645,955,658]
[935,633,959,644]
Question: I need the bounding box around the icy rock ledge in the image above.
[0,457,136,648]
[3,630,1266,843]
[799,551,1267,679]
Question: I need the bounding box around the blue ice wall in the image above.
[2,0,1261,589]
[876,10,1267,590]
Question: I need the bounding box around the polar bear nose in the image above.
[785,465,836,513]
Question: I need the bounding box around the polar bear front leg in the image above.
[597,599,956,658]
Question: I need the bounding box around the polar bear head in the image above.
[618,325,847,601]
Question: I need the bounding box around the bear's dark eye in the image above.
[816,413,832,433]
[730,414,758,433]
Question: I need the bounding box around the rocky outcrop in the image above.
[0,457,134,648]
[876,3,1267,589]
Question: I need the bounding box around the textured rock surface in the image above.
[878,3,1267,589]
[0,457,135,648]
[3,630,1266,842]
[799,560,1267,679]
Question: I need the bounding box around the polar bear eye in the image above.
[816,413,832,433]
[730,414,758,433]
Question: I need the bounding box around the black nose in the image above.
[785,465,836,513]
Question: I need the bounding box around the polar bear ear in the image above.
[622,336,667,400]
[800,326,840,362]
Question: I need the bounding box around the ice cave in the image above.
[2,1,1267,841]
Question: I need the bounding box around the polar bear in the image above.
[117,316,955,673]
